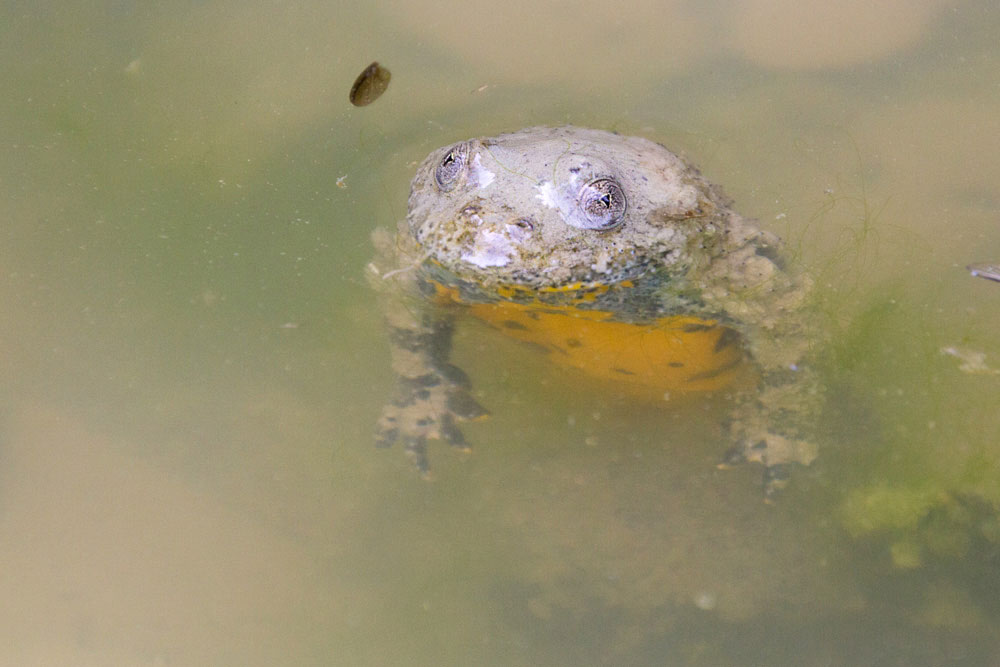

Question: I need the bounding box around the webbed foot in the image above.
[375,364,488,475]
[720,406,817,499]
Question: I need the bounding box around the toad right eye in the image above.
[577,177,627,230]
[434,143,470,191]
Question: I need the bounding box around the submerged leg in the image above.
[374,309,488,474]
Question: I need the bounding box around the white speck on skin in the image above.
[536,181,559,208]
[505,222,531,243]
[461,229,512,267]
[591,250,612,273]
[470,154,495,189]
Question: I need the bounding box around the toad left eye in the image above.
[577,177,627,230]
[434,143,470,192]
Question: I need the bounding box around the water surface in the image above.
[2,1,999,664]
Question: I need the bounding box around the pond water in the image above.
[2,0,1000,664]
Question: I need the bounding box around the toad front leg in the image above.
[374,290,488,476]
[723,363,821,498]
[702,228,824,497]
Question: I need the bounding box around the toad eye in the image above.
[434,143,470,191]
[578,177,627,230]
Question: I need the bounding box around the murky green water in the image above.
[2,1,999,664]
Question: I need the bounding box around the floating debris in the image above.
[349,61,391,107]
[692,591,718,611]
[967,263,1000,283]
[940,346,999,375]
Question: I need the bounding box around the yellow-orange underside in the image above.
[435,283,751,395]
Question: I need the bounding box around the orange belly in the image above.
[466,299,750,395]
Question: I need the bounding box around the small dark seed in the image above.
[349,61,391,107]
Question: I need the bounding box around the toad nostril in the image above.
[505,217,534,242]
[460,205,484,225]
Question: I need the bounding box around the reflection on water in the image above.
[1,0,999,664]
